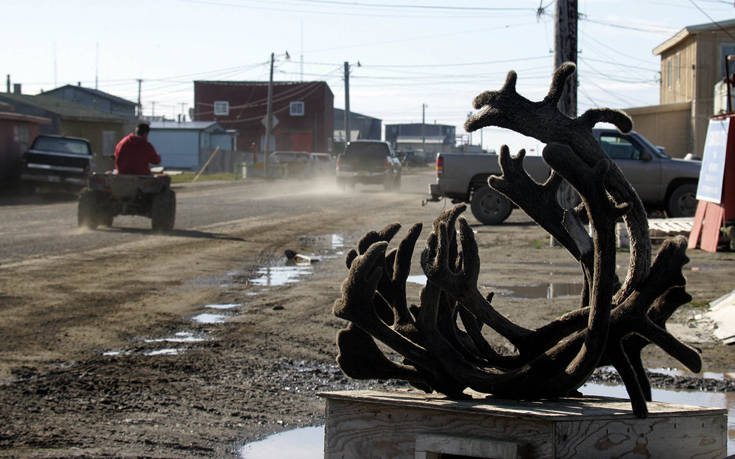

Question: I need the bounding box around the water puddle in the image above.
[192,312,228,324]
[496,282,583,299]
[582,382,735,454]
[144,331,208,343]
[240,425,324,459]
[406,275,583,299]
[648,367,735,381]
[102,350,127,357]
[331,234,345,249]
[205,303,243,310]
[251,265,313,287]
[407,274,427,285]
[144,348,184,356]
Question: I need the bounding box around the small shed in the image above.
[149,120,239,171]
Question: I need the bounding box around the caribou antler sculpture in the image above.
[333,63,701,418]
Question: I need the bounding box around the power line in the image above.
[688,0,735,40]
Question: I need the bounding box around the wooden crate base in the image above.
[320,390,727,459]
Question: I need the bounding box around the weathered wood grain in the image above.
[320,390,727,459]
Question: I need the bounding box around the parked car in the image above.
[428,128,702,224]
[20,134,94,193]
[336,140,402,190]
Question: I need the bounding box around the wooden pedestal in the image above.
[320,390,727,459]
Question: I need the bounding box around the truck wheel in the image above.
[666,183,697,218]
[151,189,176,232]
[101,213,114,227]
[77,189,99,229]
[471,185,512,225]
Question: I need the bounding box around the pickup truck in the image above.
[428,128,702,224]
[20,134,94,192]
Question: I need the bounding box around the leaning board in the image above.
[320,390,727,458]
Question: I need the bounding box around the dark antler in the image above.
[333,64,700,418]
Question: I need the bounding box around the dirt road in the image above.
[0,169,733,457]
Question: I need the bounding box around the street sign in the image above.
[261,114,279,129]
[697,117,729,204]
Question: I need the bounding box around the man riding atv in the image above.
[77,123,176,232]
[115,123,161,175]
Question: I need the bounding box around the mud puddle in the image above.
[407,274,583,299]
[240,425,324,459]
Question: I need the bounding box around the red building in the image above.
[0,101,50,183]
[193,80,334,154]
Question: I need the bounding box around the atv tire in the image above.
[151,189,176,232]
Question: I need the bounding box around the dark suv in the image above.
[20,135,94,192]
[336,140,402,190]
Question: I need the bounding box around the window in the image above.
[289,101,305,116]
[676,53,681,82]
[666,58,672,88]
[213,100,229,116]
[720,43,735,78]
[599,134,642,160]
[102,131,116,156]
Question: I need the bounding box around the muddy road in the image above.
[0,169,733,457]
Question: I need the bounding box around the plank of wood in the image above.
[554,414,727,458]
[415,434,520,459]
[319,390,725,421]
[324,397,552,458]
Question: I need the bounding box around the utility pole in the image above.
[421,103,427,154]
[344,62,351,147]
[151,101,156,118]
[137,79,142,119]
[95,42,99,90]
[179,102,187,122]
[554,0,578,117]
[265,52,275,179]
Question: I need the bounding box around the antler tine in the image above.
[543,61,576,108]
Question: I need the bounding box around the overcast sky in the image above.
[3,0,734,152]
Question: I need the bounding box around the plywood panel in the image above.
[555,414,726,458]
[324,397,552,458]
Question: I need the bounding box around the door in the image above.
[598,132,661,203]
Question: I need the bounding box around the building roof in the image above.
[150,120,223,131]
[195,80,327,87]
[0,110,51,124]
[0,93,127,122]
[654,18,735,55]
[43,84,137,107]
[386,122,455,129]
[334,108,382,122]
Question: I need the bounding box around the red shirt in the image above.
[114,133,161,175]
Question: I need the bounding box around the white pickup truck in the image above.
[428,128,702,224]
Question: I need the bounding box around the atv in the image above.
[77,173,176,232]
